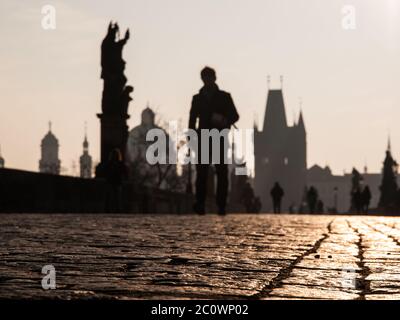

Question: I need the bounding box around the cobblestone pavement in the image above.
[2,214,400,300]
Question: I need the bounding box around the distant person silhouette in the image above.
[105,148,126,213]
[307,186,318,214]
[317,199,324,213]
[361,185,372,213]
[189,66,239,215]
[242,182,255,213]
[270,182,284,213]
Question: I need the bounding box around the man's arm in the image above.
[226,93,239,126]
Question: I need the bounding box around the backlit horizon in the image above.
[1,0,400,175]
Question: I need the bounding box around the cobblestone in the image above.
[1,214,400,300]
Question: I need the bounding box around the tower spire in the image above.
[83,122,89,152]
[80,121,92,178]
[280,75,283,89]
[48,121,52,133]
[297,97,305,132]
[298,109,305,129]
[263,86,288,132]
[267,75,271,90]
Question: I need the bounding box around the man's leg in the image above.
[195,164,208,214]
[214,133,229,215]
[215,163,228,214]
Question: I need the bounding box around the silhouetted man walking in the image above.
[189,67,239,215]
[270,182,284,213]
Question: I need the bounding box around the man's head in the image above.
[201,66,217,87]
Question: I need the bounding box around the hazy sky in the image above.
[1,0,400,175]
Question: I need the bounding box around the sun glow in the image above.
[386,0,400,19]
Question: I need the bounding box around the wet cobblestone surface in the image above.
[1,214,400,300]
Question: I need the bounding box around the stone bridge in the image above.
[1,214,400,300]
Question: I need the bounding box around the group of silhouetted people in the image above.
[270,183,327,214]
[352,185,372,214]
[270,182,373,214]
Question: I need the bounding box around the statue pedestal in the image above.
[96,113,130,178]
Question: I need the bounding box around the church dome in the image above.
[42,132,58,145]
[141,106,155,126]
[127,106,175,165]
[41,123,59,146]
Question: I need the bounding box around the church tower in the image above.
[254,85,307,212]
[80,124,93,179]
[39,122,61,175]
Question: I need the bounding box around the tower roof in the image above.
[141,105,155,125]
[263,89,287,132]
[297,110,305,131]
[83,122,89,150]
[83,135,89,149]
[41,123,59,146]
